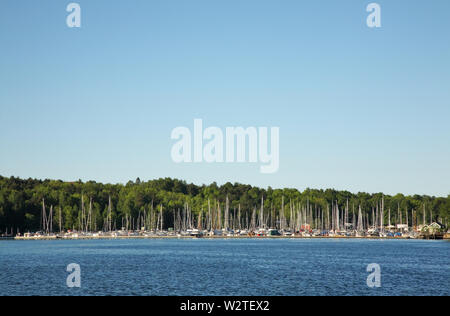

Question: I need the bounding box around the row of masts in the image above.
[37,195,440,234]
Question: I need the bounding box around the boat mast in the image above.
[42,199,46,233]
[108,195,112,232]
[225,195,229,230]
[423,203,426,226]
[238,204,241,230]
[59,207,62,233]
[160,204,163,231]
[357,205,363,232]
[260,196,264,230]
[49,205,53,234]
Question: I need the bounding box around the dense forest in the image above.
[0,175,448,234]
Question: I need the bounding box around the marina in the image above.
[10,195,448,241]
[1,177,448,243]
[12,231,449,240]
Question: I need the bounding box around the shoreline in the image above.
[11,235,449,241]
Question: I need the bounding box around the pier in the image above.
[12,229,449,241]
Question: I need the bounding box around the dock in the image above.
[12,235,448,241]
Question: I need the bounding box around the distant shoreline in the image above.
[11,236,449,241]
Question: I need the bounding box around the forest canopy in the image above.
[0,175,448,233]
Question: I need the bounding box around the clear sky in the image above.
[0,0,449,196]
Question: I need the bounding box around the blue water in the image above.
[0,239,448,296]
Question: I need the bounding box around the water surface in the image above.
[0,239,448,296]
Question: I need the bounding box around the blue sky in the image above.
[0,0,449,196]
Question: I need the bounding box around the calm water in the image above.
[0,238,448,296]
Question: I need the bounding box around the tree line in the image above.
[0,175,448,234]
